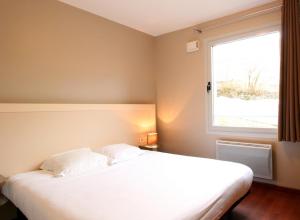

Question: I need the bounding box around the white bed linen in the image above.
[2,151,253,220]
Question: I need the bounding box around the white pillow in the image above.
[40,148,108,177]
[94,144,143,165]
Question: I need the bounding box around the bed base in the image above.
[220,190,250,220]
[16,209,27,220]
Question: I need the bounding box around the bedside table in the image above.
[0,175,8,206]
[139,145,158,151]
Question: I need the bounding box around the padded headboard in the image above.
[0,104,156,177]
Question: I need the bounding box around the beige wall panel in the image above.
[0,104,156,177]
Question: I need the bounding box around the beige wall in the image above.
[0,0,155,103]
[155,4,300,190]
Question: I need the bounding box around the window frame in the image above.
[205,25,281,138]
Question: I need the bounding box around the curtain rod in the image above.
[194,4,282,33]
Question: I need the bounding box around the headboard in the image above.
[0,104,156,177]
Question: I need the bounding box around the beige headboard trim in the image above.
[0,103,154,112]
[0,104,156,177]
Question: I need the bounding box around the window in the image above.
[207,27,281,137]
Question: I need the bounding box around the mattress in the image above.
[2,151,253,220]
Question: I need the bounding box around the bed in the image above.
[2,150,253,220]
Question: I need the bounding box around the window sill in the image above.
[207,127,277,139]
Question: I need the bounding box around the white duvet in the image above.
[2,151,253,220]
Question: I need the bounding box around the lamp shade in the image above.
[147,132,158,145]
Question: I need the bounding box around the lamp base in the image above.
[139,145,158,151]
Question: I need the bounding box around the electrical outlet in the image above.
[139,137,144,143]
[138,136,147,145]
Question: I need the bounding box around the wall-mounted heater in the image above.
[216,140,272,180]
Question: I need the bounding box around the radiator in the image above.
[216,140,272,180]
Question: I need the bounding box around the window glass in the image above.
[211,31,280,129]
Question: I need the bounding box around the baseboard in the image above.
[253,181,300,194]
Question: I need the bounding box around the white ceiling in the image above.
[59,0,275,36]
